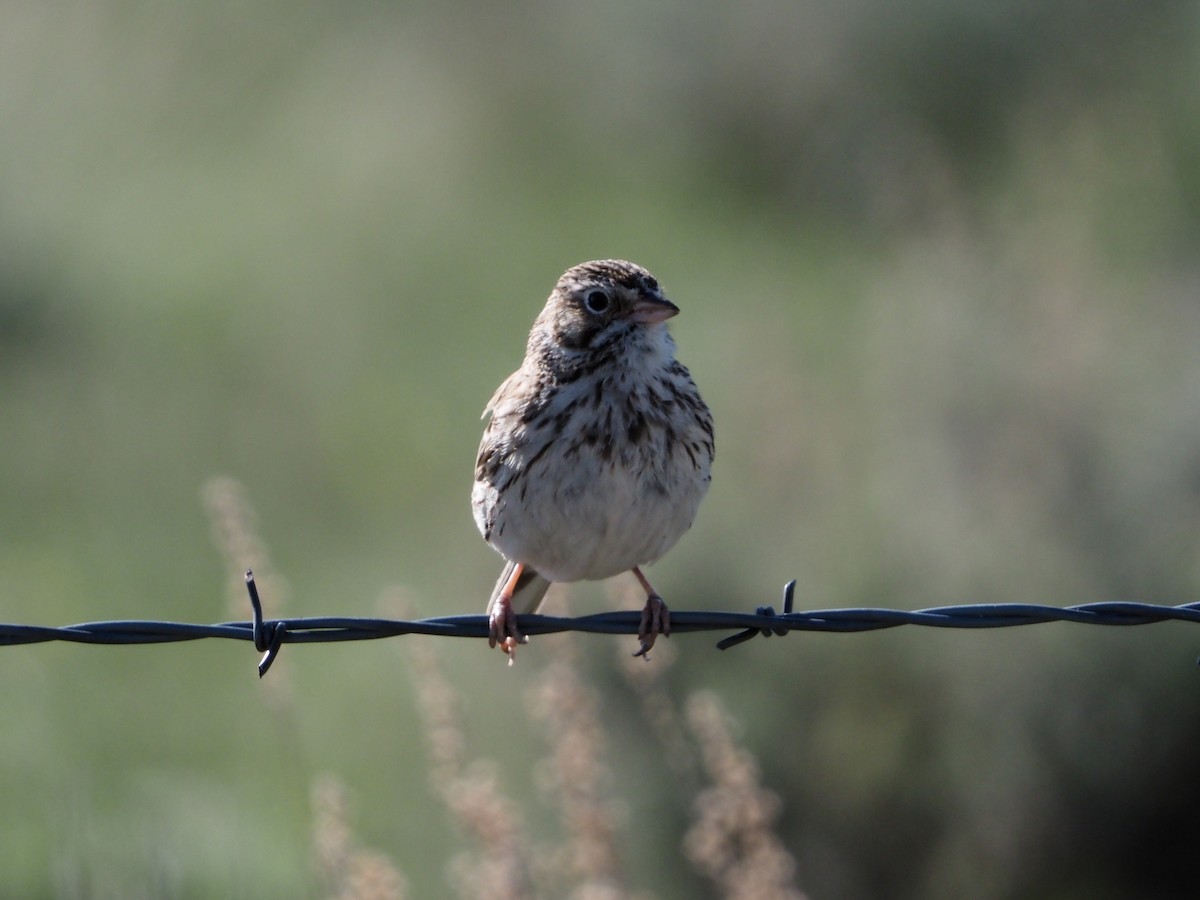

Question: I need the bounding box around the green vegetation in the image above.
[1,2,1197,897]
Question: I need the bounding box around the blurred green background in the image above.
[2,0,1199,897]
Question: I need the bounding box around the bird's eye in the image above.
[583,290,611,314]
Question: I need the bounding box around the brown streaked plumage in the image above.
[472,260,714,661]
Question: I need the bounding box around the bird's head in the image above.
[535,259,678,354]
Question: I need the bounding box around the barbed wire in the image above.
[4,573,1199,676]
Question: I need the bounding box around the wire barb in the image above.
[715,580,797,651]
[245,570,285,677]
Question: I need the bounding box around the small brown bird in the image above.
[472,260,714,661]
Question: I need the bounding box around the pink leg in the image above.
[631,566,671,658]
[489,562,528,664]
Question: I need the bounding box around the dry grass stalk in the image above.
[311,774,408,900]
[525,617,632,900]
[200,474,294,708]
[683,691,807,900]
[387,588,533,900]
[605,580,699,789]
[200,475,288,618]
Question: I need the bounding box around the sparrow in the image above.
[472,259,714,661]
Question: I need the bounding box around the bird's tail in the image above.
[486,560,552,617]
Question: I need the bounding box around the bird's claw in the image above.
[634,594,670,658]
[489,595,527,665]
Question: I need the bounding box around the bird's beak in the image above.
[628,295,680,324]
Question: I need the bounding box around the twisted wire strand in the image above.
[3,575,1198,676]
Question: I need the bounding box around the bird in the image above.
[472,259,714,662]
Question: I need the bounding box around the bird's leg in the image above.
[631,566,671,658]
[489,561,528,663]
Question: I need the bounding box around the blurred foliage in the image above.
[1,0,1199,897]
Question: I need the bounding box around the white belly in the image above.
[474,450,706,583]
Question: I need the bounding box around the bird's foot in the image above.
[634,593,670,659]
[488,594,527,665]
